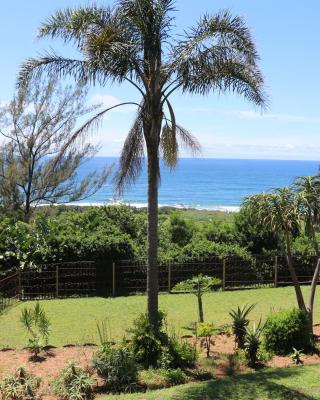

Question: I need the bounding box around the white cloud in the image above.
[227,110,320,123]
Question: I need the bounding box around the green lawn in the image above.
[103,365,320,400]
[0,286,319,348]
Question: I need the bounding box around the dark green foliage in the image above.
[234,207,280,254]
[53,362,95,400]
[129,311,169,368]
[244,321,263,367]
[0,367,41,400]
[129,311,196,369]
[167,337,198,368]
[263,308,312,355]
[168,213,193,246]
[92,344,138,393]
[229,304,255,349]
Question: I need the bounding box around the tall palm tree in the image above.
[19,0,266,328]
[244,186,320,331]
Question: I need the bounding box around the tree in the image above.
[0,78,109,221]
[19,0,266,328]
[173,274,221,322]
[243,185,320,332]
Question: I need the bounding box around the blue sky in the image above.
[1,0,320,160]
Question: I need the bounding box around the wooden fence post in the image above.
[274,256,278,288]
[222,258,226,290]
[112,262,116,297]
[168,262,172,293]
[18,270,22,300]
[56,265,59,298]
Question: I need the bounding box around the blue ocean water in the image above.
[76,158,320,210]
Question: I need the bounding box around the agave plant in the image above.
[244,320,263,367]
[229,304,255,349]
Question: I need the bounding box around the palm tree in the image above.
[244,186,320,332]
[19,0,266,328]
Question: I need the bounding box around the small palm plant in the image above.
[173,275,221,322]
[244,321,263,367]
[291,348,304,365]
[229,304,255,349]
[197,322,215,358]
[20,302,51,359]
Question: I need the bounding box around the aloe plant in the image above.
[229,304,255,349]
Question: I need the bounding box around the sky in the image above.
[1,0,320,160]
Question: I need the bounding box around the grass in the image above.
[0,286,319,349]
[102,365,320,399]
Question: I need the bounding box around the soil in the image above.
[0,326,319,399]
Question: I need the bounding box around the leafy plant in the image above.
[0,367,41,400]
[263,308,312,355]
[244,321,263,367]
[129,311,169,368]
[139,368,186,390]
[197,322,215,357]
[92,343,138,393]
[229,304,255,349]
[53,362,95,400]
[168,336,198,368]
[96,318,112,346]
[20,302,50,358]
[173,275,221,322]
[291,347,304,365]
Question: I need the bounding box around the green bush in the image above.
[53,362,95,400]
[129,311,169,368]
[92,344,138,392]
[139,368,186,390]
[168,336,198,368]
[0,367,41,400]
[263,308,312,355]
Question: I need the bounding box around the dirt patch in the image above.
[0,326,319,398]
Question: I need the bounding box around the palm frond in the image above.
[114,109,145,194]
[176,125,201,155]
[160,123,178,169]
[170,10,267,107]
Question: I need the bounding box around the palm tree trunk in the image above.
[146,138,160,329]
[307,257,320,331]
[285,232,307,312]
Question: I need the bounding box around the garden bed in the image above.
[1,327,319,400]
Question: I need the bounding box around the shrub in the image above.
[139,368,186,390]
[53,362,95,400]
[197,322,215,358]
[129,311,168,368]
[92,344,138,392]
[229,304,255,349]
[168,336,198,368]
[244,321,263,367]
[263,308,312,355]
[0,367,41,400]
[20,302,50,358]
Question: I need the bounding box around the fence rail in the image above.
[0,255,319,302]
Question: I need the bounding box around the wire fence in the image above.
[0,255,319,304]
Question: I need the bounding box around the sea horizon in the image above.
[70,157,320,211]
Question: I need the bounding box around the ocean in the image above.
[76,157,320,211]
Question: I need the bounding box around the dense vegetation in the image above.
[0,203,316,276]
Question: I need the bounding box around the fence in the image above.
[0,255,319,302]
[20,261,96,300]
[113,255,320,295]
[0,272,20,313]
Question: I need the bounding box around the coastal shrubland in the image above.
[0,203,315,276]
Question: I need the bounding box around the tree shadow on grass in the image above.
[174,368,316,400]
